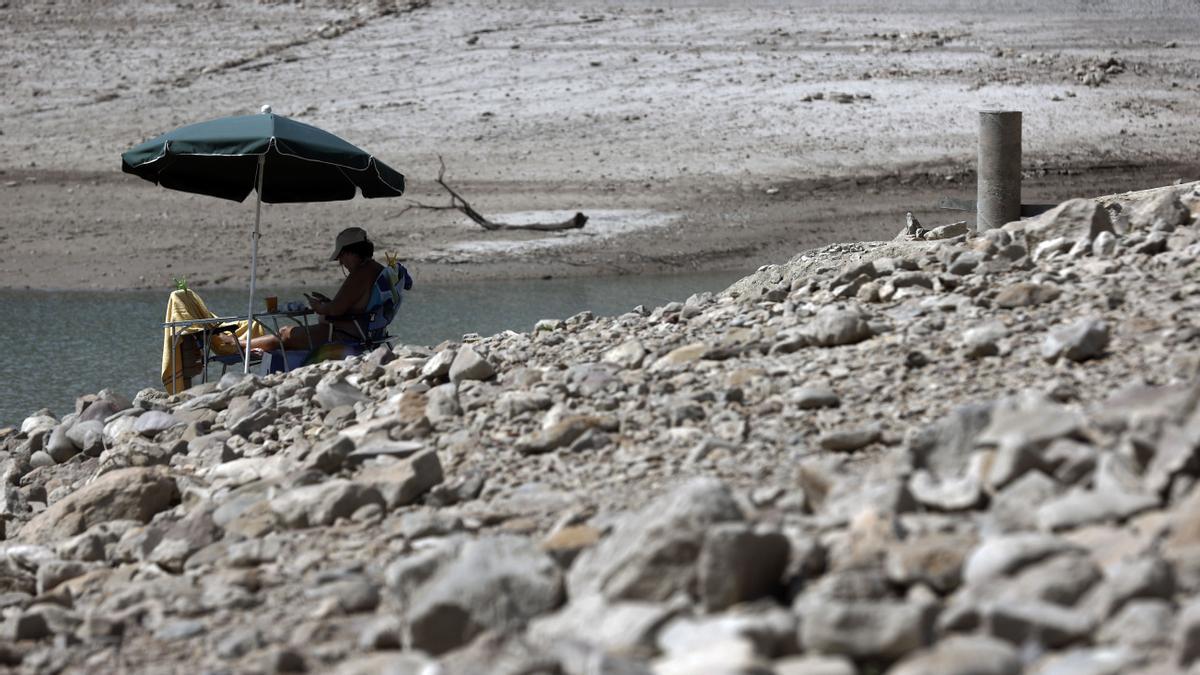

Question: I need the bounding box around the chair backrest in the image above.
[364,261,413,335]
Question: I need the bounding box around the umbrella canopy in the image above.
[121,107,406,375]
[121,112,405,202]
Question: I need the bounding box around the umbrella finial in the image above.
[260,104,272,115]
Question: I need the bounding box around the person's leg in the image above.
[245,334,281,353]
[281,323,329,351]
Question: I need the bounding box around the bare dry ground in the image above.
[0,0,1198,291]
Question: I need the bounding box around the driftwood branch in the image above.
[397,156,588,232]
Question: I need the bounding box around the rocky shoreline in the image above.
[3,179,1200,674]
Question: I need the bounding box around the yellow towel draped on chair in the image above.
[160,289,265,393]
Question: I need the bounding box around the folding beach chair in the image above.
[162,289,268,392]
[266,261,413,373]
[211,327,265,375]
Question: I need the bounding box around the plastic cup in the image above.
[265,296,278,313]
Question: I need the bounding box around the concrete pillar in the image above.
[976,110,1022,231]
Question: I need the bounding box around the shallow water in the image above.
[0,271,746,427]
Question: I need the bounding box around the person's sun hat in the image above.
[330,227,370,260]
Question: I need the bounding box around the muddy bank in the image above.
[3,161,1196,292]
[1,0,1198,290]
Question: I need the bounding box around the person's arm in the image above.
[304,291,331,315]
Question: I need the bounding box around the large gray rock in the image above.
[908,402,994,477]
[652,638,771,675]
[1129,192,1191,231]
[303,435,355,474]
[496,390,553,418]
[20,413,57,438]
[65,420,104,456]
[832,260,879,287]
[774,655,856,675]
[885,533,976,594]
[143,509,222,572]
[962,533,1080,586]
[1177,597,1200,666]
[1044,439,1098,485]
[93,435,181,475]
[269,480,385,528]
[946,250,983,275]
[997,553,1101,607]
[1098,600,1174,649]
[986,471,1062,533]
[315,376,368,411]
[44,423,80,463]
[567,362,621,397]
[1041,319,1110,363]
[568,478,743,602]
[908,470,983,512]
[808,307,873,347]
[787,386,840,410]
[1092,230,1118,257]
[697,524,790,611]
[808,567,893,602]
[1,609,50,641]
[985,599,1093,649]
[360,449,444,509]
[1028,646,1147,675]
[330,653,439,675]
[134,410,181,437]
[974,396,1083,456]
[817,426,881,453]
[405,536,563,655]
[420,348,457,380]
[78,396,122,423]
[1089,555,1175,618]
[515,414,614,455]
[993,282,1060,309]
[1092,381,1198,433]
[1014,198,1114,252]
[926,221,969,241]
[1145,422,1200,495]
[1037,487,1158,532]
[35,559,92,595]
[888,635,1020,675]
[656,606,798,660]
[961,320,1008,358]
[800,599,932,662]
[225,398,278,437]
[650,343,710,371]
[448,345,496,383]
[974,396,1084,490]
[424,383,462,423]
[386,540,463,605]
[17,467,179,545]
[529,594,675,658]
[603,339,647,370]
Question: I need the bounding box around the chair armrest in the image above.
[324,311,384,343]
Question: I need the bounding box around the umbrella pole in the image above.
[245,154,266,374]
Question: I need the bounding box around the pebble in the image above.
[1041,318,1110,362]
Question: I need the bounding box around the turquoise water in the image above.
[0,271,745,427]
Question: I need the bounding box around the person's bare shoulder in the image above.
[346,259,384,297]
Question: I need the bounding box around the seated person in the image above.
[239,226,384,355]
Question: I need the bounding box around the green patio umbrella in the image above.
[121,105,405,373]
